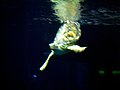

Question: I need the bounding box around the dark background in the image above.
[1,0,120,90]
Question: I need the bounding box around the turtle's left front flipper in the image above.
[67,45,87,53]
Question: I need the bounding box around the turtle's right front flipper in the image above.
[40,50,54,71]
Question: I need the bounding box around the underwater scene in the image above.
[1,0,120,90]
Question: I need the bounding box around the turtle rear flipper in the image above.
[67,45,87,53]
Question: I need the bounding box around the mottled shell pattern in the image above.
[49,20,81,51]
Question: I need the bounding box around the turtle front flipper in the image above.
[67,45,87,53]
[40,50,54,71]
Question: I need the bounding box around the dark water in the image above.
[1,0,120,90]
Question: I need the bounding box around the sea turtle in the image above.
[40,20,87,71]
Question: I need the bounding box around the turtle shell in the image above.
[49,21,81,52]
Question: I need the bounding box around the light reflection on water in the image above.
[33,7,120,25]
